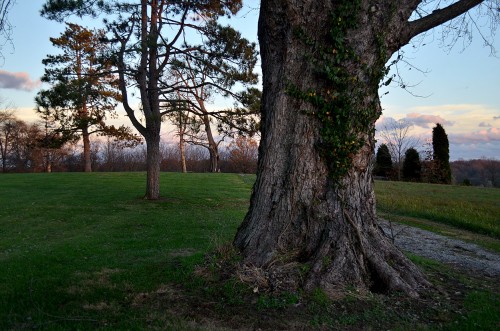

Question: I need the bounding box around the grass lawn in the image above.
[0,172,498,330]
[375,181,500,239]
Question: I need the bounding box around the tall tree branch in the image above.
[402,0,484,44]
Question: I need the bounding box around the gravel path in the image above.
[379,220,500,278]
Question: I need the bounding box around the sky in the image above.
[0,1,499,161]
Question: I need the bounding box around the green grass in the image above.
[375,181,500,238]
[0,172,251,330]
[446,291,500,331]
[0,173,498,330]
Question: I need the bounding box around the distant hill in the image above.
[451,159,500,187]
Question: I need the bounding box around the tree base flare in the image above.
[235,225,431,299]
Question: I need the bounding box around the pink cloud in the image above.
[375,114,454,130]
[450,127,500,144]
[405,113,454,128]
[0,70,40,91]
[375,115,398,129]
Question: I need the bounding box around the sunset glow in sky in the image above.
[1,1,499,160]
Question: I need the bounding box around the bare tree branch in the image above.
[403,0,484,44]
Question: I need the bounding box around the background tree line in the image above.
[2,2,260,177]
[5,106,497,188]
[0,110,258,174]
[374,121,499,187]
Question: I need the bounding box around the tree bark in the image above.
[82,127,91,172]
[179,132,187,174]
[1,140,7,172]
[46,156,52,173]
[202,113,220,173]
[234,0,433,298]
[145,132,161,199]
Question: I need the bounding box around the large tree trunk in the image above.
[234,0,430,298]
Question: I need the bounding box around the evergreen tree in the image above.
[432,123,451,184]
[403,148,421,181]
[42,0,246,198]
[378,119,419,181]
[36,23,139,172]
[374,144,392,178]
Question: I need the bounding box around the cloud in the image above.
[380,103,500,159]
[405,113,454,128]
[450,127,500,144]
[375,113,453,130]
[375,115,397,129]
[0,70,40,91]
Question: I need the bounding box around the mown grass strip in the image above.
[375,181,500,238]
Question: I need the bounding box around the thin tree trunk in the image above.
[234,0,430,298]
[180,134,187,173]
[45,151,52,173]
[147,1,162,197]
[1,132,9,172]
[202,113,219,172]
[145,133,161,199]
[82,127,91,172]
[1,153,5,172]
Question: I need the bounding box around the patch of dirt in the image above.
[379,219,500,277]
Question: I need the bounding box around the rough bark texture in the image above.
[234,0,436,297]
[145,131,161,200]
[82,128,91,172]
[116,0,162,199]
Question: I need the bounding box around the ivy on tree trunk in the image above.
[234,0,490,297]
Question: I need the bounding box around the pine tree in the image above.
[42,0,246,198]
[374,144,393,178]
[403,148,421,181]
[36,23,139,172]
[432,123,451,184]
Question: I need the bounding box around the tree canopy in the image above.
[41,0,255,198]
[36,23,139,172]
